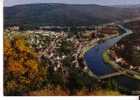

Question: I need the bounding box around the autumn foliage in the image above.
[4,33,121,96]
[4,34,45,95]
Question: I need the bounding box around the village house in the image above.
[8,26,19,31]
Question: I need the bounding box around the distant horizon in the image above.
[4,0,140,7]
[4,2,140,7]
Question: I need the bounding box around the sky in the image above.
[4,0,140,7]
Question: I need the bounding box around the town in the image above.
[4,1,140,96]
[4,24,121,73]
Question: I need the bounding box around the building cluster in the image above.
[5,24,121,73]
[110,44,140,72]
[96,24,119,35]
[26,31,87,72]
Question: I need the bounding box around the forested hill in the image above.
[4,3,140,26]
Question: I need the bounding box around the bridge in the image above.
[86,70,127,80]
[99,71,126,80]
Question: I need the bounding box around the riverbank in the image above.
[102,50,140,80]
[79,33,119,58]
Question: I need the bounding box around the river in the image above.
[84,25,140,92]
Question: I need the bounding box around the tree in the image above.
[4,33,46,95]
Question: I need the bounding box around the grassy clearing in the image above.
[102,50,111,64]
